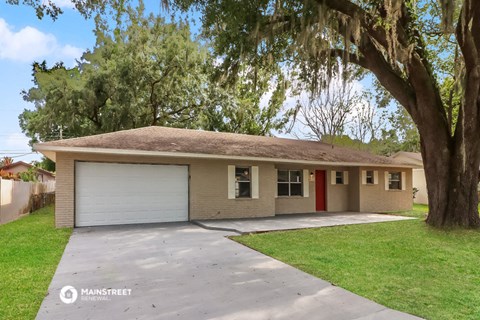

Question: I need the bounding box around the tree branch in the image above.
[358,39,415,112]
[329,48,367,68]
[320,0,409,51]
[456,1,479,69]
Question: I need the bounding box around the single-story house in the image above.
[34,126,414,228]
[390,152,426,204]
[0,161,56,182]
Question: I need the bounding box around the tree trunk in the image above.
[321,0,480,228]
[421,126,480,228]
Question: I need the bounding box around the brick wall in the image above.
[54,152,277,227]
[359,167,413,212]
[54,151,413,227]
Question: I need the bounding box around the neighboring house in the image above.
[390,152,427,204]
[34,126,414,228]
[0,161,55,182]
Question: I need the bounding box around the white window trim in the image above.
[332,170,349,185]
[386,171,403,191]
[274,169,278,198]
[228,165,259,199]
[362,170,378,185]
[303,169,309,198]
[251,166,259,199]
[228,165,236,199]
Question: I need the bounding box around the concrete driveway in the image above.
[37,223,421,320]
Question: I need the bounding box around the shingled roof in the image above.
[35,126,412,167]
[391,151,423,167]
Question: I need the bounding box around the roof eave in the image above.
[33,145,417,168]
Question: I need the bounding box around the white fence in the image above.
[0,178,55,225]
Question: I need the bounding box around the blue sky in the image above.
[0,2,96,162]
[0,1,175,163]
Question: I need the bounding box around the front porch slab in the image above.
[194,212,415,234]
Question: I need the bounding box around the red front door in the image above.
[315,170,326,211]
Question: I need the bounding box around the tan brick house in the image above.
[34,126,414,228]
[390,152,427,205]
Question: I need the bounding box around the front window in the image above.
[278,170,303,196]
[336,171,344,184]
[366,170,374,184]
[389,172,401,190]
[235,167,251,198]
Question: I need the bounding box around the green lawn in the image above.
[0,206,72,320]
[233,208,480,320]
[389,203,429,218]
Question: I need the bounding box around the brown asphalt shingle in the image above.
[37,126,408,166]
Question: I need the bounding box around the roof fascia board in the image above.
[34,145,416,168]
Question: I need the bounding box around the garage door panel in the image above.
[75,162,188,227]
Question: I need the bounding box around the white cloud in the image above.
[60,44,83,60]
[47,0,75,9]
[0,18,83,65]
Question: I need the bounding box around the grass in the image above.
[0,206,72,320]
[387,203,480,219]
[233,209,480,320]
[388,203,430,218]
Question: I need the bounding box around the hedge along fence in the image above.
[0,178,55,225]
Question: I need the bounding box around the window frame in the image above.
[235,166,252,198]
[335,171,344,185]
[366,170,374,185]
[388,171,402,190]
[277,169,303,197]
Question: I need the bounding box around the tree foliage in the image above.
[202,65,290,135]
[18,167,38,182]
[20,6,209,143]
[32,157,56,172]
[19,3,289,144]
[5,0,107,20]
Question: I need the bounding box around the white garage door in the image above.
[75,162,188,227]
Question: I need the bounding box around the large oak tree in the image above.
[173,0,480,228]
[12,0,480,228]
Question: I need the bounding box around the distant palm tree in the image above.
[1,157,14,167]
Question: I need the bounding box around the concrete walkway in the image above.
[195,212,415,234]
[37,223,421,320]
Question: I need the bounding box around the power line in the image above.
[10,153,38,158]
[0,152,37,157]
